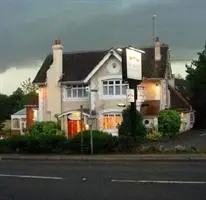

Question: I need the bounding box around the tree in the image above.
[174,73,184,79]
[118,106,146,139]
[186,43,206,128]
[0,94,10,122]
[21,77,38,94]
[158,109,181,138]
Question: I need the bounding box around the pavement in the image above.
[1,153,206,161]
[0,159,206,199]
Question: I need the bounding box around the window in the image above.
[102,80,128,96]
[66,85,88,98]
[103,113,122,129]
[12,118,20,129]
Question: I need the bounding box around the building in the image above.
[11,105,38,135]
[33,38,195,136]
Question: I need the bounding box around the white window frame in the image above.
[64,85,89,101]
[100,78,128,100]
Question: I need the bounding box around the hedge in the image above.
[0,131,118,154]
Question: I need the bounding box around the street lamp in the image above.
[86,86,98,155]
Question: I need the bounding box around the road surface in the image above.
[0,160,206,200]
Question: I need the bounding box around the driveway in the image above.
[152,129,206,151]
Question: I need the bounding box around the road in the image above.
[0,160,206,200]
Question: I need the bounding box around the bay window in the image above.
[103,113,122,130]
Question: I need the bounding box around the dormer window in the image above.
[66,85,88,99]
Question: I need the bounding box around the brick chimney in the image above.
[155,37,161,61]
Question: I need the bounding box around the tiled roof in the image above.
[169,85,191,111]
[12,108,26,116]
[33,45,169,84]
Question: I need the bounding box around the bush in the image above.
[146,131,162,141]
[117,136,138,153]
[29,121,61,136]
[158,109,181,138]
[0,135,69,154]
[69,130,118,154]
[118,106,146,139]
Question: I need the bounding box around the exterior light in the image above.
[117,103,126,107]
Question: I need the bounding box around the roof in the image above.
[169,85,191,111]
[12,108,26,116]
[33,50,108,83]
[174,78,191,102]
[33,45,169,84]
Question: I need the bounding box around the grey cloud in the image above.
[0,0,205,73]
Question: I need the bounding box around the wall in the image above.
[38,86,49,121]
[62,98,89,112]
[141,80,161,101]
[46,44,63,121]
[179,111,195,133]
[90,56,125,114]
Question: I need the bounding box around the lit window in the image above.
[103,113,122,129]
[102,80,128,96]
[66,85,88,98]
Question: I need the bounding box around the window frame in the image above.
[101,79,128,99]
[64,84,89,100]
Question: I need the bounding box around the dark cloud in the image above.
[0,0,205,72]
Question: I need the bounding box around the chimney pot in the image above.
[155,37,160,42]
[54,39,61,45]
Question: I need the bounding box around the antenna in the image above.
[152,13,157,44]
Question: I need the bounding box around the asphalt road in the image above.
[0,160,206,200]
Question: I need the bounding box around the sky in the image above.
[0,0,205,95]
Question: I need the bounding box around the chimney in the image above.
[52,39,63,79]
[155,37,161,61]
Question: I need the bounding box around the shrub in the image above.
[117,136,138,153]
[1,135,69,154]
[69,130,118,154]
[118,106,146,139]
[29,121,61,136]
[146,131,162,141]
[158,109,181,138]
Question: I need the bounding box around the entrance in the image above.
[67,112,87,137]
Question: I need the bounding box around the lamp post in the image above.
[86,86,98,155]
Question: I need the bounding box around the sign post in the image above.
[122,47,144,137]
[80,105,84,155]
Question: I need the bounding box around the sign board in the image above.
[125,48,142,81]
[137,85,145,102]
[126,89,135,103]
[67,112,81,120]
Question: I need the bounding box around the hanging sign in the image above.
[126,89,135,103]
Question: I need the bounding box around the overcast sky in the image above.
[0,0,205,94]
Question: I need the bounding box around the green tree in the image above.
[186,44,206,128]
[118,106,146,139]
[158,109,181,138]
[21,77,38,94]
[0,94,10,122]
